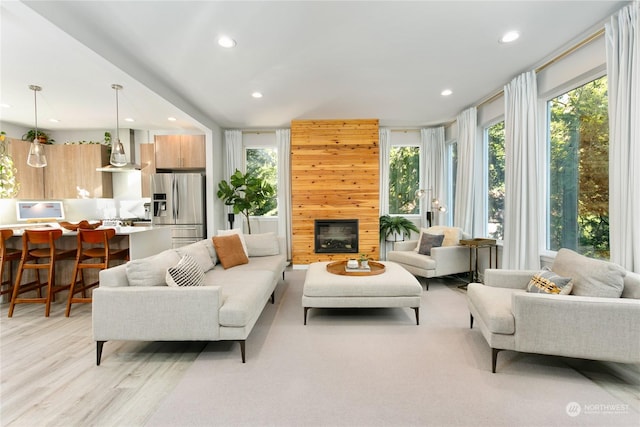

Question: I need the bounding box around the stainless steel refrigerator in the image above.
[151,173,206,248]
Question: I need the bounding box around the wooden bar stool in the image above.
[65,228,129,317]
[8,229,76,317]
[1,229,24,300]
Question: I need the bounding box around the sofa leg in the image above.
[239,340,246,363]
[282,271,285,280]
[470,313,474,329]
[413,307,419,325]
[491,348,502,373]
[96,341,105,366]
[424,278,429,291]
[271,291,275,304]
[304,307,310,325]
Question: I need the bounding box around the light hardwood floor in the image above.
[1,301,206,427]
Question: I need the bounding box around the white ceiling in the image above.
[0,0,628,133]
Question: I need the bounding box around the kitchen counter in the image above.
[2,224,171,260]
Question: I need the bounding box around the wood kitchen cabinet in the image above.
[154,135,205,169]
[7,139,112,199]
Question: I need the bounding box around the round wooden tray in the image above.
[326,260,386,276]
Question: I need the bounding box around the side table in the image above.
[459,238,498,283]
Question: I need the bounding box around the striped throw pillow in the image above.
[166,255,205,287]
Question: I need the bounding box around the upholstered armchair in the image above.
[387,226,471,289]
[466,248,640,372]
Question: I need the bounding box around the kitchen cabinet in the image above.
[7,139,112,199]
[154,135,205,169]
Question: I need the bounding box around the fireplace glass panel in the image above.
[314,219,358,254]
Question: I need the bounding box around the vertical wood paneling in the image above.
[291,119,379,264]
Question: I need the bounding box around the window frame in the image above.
[242,137,279,219]
[541,69,609,257]
[387,135,423,218]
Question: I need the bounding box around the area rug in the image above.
[146,270,639,427]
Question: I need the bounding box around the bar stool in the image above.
[1,229,23,300]
[65,228,129,317]
[8,229,76,317]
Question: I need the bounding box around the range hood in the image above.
[96,163,141,172]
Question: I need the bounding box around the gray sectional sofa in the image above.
[93,233,287,365]
[467,248,640,372]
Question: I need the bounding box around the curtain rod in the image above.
[475,27,605,110]
[242,130,277,135]
[389,128,421,133]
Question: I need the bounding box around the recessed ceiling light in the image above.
[218,36,236,48]
[441,89,453,96]
[124,117,135,122]
[0,103,10,108]
[49,118,59,123]
[500,31,520,44]
[168,117,177,121]
[252,92,263,98]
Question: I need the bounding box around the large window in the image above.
[389,146,420,214]
[245,147,278,216]
[486,121,505,240]
[445,141,457,224]
[547,75,609,258]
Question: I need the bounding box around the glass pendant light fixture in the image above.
[26,85,47,168]
[109,83,127,166]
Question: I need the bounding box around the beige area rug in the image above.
[147,270,640,427]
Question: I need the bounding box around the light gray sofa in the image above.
[467,248,640,372]
[387,226,471,289]
[93,234,287,365]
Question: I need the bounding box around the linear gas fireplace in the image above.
[314,219,358,254]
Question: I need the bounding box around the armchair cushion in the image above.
[552,248,625,298]
[418,233,444,255]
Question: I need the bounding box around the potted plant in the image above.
[22,129,54,144]
[379,214,419,242]
[358,253,369,268]
[217,169,275,234]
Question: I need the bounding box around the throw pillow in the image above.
[552,248,626,298]
[527,267,573,295]
[176,240,215,272]
[414,226,463,251]
[166,255,205,287]
[244,232,280,257]
[126,249,181,286]
[212,234,249,269]
[217,229,248,256]
[418,233,445,255]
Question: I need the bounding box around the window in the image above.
[547,75,609,258]
[245,147,278,216]
[486,121,505,240]
[388,146,420,215]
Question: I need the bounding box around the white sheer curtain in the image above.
[421,127,446,226]
[224,130,243,228]
[276,129,292,260]
[606,3,639,272]
[454,107,477,234]
[224,130,243,178]
[379,128,390,260]
[502,71,541,270]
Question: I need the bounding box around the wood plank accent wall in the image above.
[291,119,380,264]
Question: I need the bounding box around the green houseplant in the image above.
[217,169,275,234]
[21,129,54,144]
[379,214,419,242]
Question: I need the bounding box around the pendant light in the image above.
[26,85,47,168]
[109,83,127,167]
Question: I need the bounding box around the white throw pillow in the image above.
[126,249,181,286]
[217,228,248,256]
[166,255,205,287]
[176,240,215,272]
[414,226,463,251]
[244,232,280,257]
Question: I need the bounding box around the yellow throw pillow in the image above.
[212,234,249,269]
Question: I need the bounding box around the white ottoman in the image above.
[302,261,422,325]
